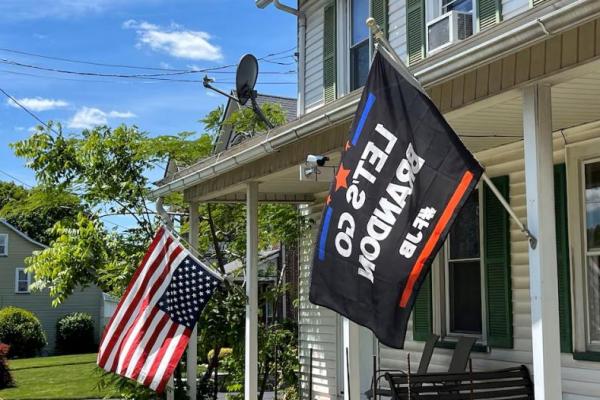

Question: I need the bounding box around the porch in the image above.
[152,20,600,400]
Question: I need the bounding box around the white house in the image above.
[152,0,600,398]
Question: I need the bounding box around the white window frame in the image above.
[436,186,488,343]
[15,267,31,294]
[0,234,8,256]
[566,138,600,353]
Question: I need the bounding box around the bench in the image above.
[385,365,534,400]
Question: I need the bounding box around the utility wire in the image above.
[0,86,60,135]
[0,168,33,188]
[0,46,297,73]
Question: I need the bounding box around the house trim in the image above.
[0,219,46,249]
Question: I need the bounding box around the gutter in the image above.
[150,0,600,199]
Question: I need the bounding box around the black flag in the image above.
[309,50,483,348]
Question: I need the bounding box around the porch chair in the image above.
[366,334,439,399]
[447,336,477,373]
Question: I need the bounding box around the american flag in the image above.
[97,226,223,392]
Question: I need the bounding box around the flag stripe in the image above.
[101,240,181,370]
[129,313,170,380]
[151,325,191,392]
[137,318,174,384]
[98,231,170,359]
[117,305,160,375]
[142,323,179,387]
[399,170,474,307]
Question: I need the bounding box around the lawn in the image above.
[0,353,115,400]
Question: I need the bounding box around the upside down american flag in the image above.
[97,226,223,392]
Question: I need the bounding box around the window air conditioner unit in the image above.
[427,11,473,54]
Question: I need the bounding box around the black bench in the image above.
[385,365,534,400]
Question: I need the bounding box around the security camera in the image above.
[306,154,329,167]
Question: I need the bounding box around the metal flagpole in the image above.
[366,18,538,249]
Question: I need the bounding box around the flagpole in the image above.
[365,18,538,249]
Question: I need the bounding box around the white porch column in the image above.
[245,182,259,400]
[342,317,360,400]
[187,201,199,399]
[522,84,562,400]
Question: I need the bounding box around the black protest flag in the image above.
[309,50,483,348]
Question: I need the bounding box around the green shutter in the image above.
[554,163,573,353]
[413,271,432,341]
[477,0,501,31]
[323,3,337,104]
[484,175,513,349]
[406,0,425,65]
[371,0,388,38]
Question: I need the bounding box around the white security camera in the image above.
[306,154,329,167]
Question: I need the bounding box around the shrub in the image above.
[0,307,47,358]
[56,312,95,354]
[207,347,232,362]
[0,343,13,389]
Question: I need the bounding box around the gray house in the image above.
[0,220,105,355]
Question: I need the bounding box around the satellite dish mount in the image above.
[203,54,274,129]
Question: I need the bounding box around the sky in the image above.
[0,0,296,229]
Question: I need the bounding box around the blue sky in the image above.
[0,0,296,229]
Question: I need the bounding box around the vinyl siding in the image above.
[379,124,600,399]
[304,0,326,113]
[298,196,340,400]
[501,0,530,21]
[0,224,104,355]
[389,0,408,63]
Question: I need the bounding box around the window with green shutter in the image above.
[413,272,432,341]
[554,163,573,353]
[323,2,337,103]
[371,0,388,38]
[477,0,501,31]
[406,0,425,65]
[483,175,513,349]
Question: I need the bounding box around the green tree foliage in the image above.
[0,307,47,358]
[0,182,82,245]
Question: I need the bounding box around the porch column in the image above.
[522,84,562,399]
[245,182,259,400]
[342,318,360,400]
[187,201,199,399]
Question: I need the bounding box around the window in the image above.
[15,268,30,293]
[442,0,473,13]
[445,190,483,336]
[350,0,369,91]
[584,160,600,345]
[0,234,7,255]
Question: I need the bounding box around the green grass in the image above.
[0,353,114,400]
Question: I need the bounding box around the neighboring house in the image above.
[153,0,600,399]
[213,92,297,153]
[0,220,105,355]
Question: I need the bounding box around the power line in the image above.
[0,86,60,135]
[0,46,297,73]
[0,168,33,188]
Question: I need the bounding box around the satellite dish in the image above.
[236,54,259,106]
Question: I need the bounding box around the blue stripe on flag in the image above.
[318,207,333,261]
[351,93,376,145]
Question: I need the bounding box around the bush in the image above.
[0,343,13,389]
[207,347,232,362]
[0,307,47,358]
[56,312,95,354]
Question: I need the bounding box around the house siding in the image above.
[304,0,326,113]
[501,0,531,21]
[299,197,340,400]
[0,223,104,355]
[379,125,600,400]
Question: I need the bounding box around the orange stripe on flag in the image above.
[399,171,474,308]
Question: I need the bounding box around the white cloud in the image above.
[68,107,136,129]
[7,97,69,112]
[123,19,222,61]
